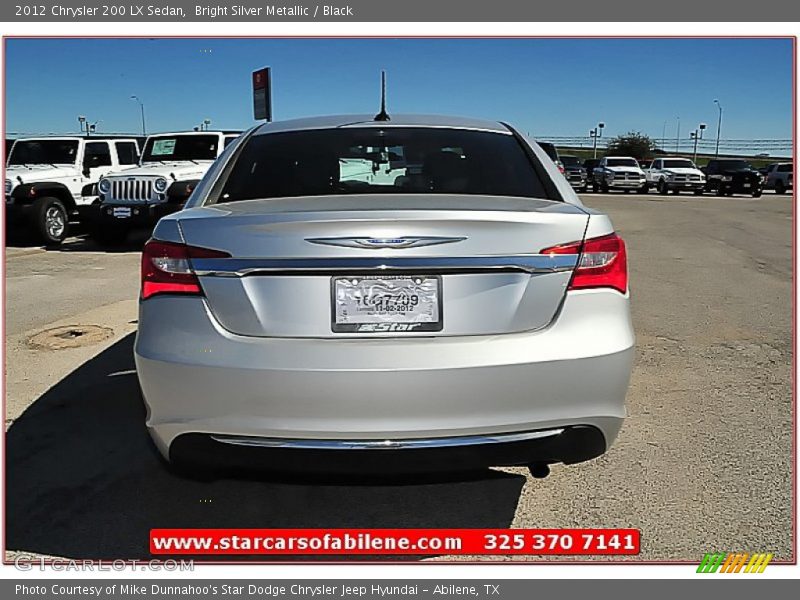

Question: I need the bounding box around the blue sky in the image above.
[4,38,793,143]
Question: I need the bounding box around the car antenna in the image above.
[374,70,391,122]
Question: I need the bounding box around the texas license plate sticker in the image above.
[332,276,442,333]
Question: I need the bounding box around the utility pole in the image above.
[675,117,681,154]
[130,96,146,135]
[714,99,723,158]
[690,123,707,163]
[590,122,605,158]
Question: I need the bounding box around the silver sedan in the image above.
[134,114,634,477]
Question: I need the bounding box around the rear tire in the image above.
[775,180,786,194]
[752,189,763,198]
[32,196,68,246]
[600,182,609,193]
[658,179,668,195]
[640,184,649,194]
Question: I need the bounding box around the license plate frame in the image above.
[112,206,132,218]
[331,275,443,333]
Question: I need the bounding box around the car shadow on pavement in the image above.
[5,334,527,561]
[5,227,148,253]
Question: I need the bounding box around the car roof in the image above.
[253,114,511,135]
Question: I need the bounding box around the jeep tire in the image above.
[33,196,68,246]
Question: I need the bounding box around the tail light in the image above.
[141,240,229,300]
[541,232,628,294]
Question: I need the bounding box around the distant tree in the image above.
[606,132,657,160]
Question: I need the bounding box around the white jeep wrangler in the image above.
[643,157,706,195]
[5,137,140,244]
[592,156,647,193]
[95,130,240,245]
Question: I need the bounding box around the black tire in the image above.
[775,180,786,194]
[672,188,681,195]
[693,188,704,196]
[658,179,668,195]
[640,184,650,194]
[92,223,130,247]
[32,196,68,246]
[592,182,599,193]
[716,185,726,197]
[600,182,609,193]
[752,189,762,198]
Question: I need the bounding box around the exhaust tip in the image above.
[528,463,551,479]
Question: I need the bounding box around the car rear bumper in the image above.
[135,289,634,468]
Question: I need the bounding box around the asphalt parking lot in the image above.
[3,191,793,562]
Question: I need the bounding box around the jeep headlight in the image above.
[98,178,111,194]
[153,177,169,193]
[4,179,12,195]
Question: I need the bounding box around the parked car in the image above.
[94,130,241,245]
[642,157,706,195]
[702,159,763,197]
[5,136,140,244]
[560,155,586,189]
[135,114,633,477]
[536,141,563,172]
[582,158,601,191]
[592,156,647,193]
[764,162,793,194]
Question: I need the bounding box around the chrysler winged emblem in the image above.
[305,236,466,249]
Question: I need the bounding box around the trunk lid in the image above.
[177,194,589,338]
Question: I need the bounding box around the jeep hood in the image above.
[104,161,213,181]
[5,164,79,184]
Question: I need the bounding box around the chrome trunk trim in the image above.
[192,254,578,277]
[210,428,565,450]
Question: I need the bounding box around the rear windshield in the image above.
[215,128,550,203]
[142,135,219,162]
[560,155,581,167]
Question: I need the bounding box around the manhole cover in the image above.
[27,325,114,350]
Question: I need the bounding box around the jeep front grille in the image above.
[110,179,154,202]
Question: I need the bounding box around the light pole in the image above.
[590,122,605,158]
[713,99,723,158]
[675,117,681,153]
[661,120,667,150]
[130,96,146,135]
[690,123,707,163]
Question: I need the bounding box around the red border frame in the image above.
[1,34,796,568]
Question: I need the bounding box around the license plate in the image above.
[332,275,442,333]
[113,207,131,218]
[743,183,751,188]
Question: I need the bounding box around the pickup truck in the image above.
[591,156,647,193]
[702,159,763,197]
[764,162,793,194]
[642,157,706,195]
